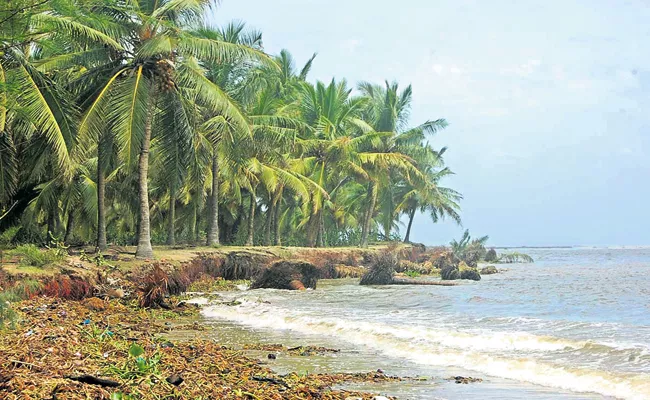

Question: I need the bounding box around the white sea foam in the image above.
[203,302,650,400]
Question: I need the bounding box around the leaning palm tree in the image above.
[396,163,462,243]
[79,0,276,258]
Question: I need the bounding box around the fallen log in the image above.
[65,375,120,387]
[391,278,458,286]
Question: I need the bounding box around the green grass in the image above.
[404,270,421,278]
[9,244,67,268]
[0,293,18,329]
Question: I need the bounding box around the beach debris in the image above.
[0,298,398,399]
[65,374,120,387]
[245,344,341,356]
[320,263,367,279]
[431,251,456,270]
[447,376,483,384]
[441,262,481,281]
[480,265,498,275]
[165,373,184,386]
[252,375,286,385]
[82,297,107,311]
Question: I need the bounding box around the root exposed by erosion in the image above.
[250,260,320,290]
[360,250,458,286]
[359,252,397,285]
[222,251,275,280]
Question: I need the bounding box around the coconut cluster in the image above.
[154,59,175,92]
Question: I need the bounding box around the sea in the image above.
[196,247,650,399]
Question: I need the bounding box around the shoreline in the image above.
[1,247,645,399]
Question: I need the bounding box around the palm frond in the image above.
[31,14,123,50]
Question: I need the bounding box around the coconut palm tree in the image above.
[195,21,264,247]
[79,0,275,258]
[397,163,462,243]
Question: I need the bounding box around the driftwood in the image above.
[391,278,458,286]
[65,375,120,387]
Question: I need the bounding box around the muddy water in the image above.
[195,248,650,399]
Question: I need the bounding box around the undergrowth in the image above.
[9,244,67,268]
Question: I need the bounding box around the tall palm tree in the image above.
[197,21,264,247]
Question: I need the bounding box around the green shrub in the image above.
[9,244,67,268]
[404,270,421,278]
[0,226,20,247]
[0,293,17,329]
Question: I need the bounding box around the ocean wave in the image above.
[203,302,650,400]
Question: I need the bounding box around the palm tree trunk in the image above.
[206,155,220,246]
[273,190,283,246]
[54,213,61,237]
[317,213,325,247]
[96,144,107,251]
[166,185,175,245]
[307,212,319,247]
[194,211,201,244]
[64,211,75,245]
[383,217,392,242]
[360,182,377,248]
[404,208,416,243]
[245,190,256,246]
[264,200,274,246]
[46,211,55,244]
[135,109,154,259]
[190,205,197,245]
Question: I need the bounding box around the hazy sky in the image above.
[210,0,650,246]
